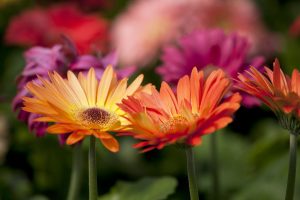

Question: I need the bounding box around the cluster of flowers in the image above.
[17,54,300,154]
[12,14,300,152]
[13,27,267,149]
[7,1,300,199]
[21,62,242,152]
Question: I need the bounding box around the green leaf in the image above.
[99,177,177,200]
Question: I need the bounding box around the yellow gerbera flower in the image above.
[22,66,144,152]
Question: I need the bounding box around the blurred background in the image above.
[1,0,300,199]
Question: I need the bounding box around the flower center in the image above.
[160,115,189,134]
[79,107,118,130]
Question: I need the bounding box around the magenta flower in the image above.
[13,45,66,138]
[70,52,136,79]
[13,44,136,142]
[157,29,264,106]
[17,45,67,88]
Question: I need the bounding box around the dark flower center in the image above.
[81,108,110,125]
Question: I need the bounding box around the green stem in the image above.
[285,133,298,200]
[67,144,83,200]
[210,134,220,200]
[89,136,98,200]
[185,147,199,200]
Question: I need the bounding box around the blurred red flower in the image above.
[5,4,108,54]
[69,0,113,10]
[289,16,300,37]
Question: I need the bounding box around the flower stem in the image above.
[89,136,98,200]
[210,134,220,200]
[285,133,298,200]
[67,144,83,200]
[185,147,199,200]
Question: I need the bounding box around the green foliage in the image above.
[194,130,252,199]
[0,168,32,200]
[99,177,178,200]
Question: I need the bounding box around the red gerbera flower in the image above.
[119,67,241,152]
[5,4,108,54]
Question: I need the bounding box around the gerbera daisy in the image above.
[237,59,300,200]
[237,59,300,133]
[13,44,136,142]
[22,66,143,152]
[119,67,241,199]
[119,67,241,152]
[157,29,264,106]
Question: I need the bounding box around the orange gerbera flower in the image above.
[22,66,144,152]
[118,67,241,152]
[237,59,300,133]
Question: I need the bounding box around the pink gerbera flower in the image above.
[157,29,264,106]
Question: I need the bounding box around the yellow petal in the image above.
[125,74,144,96]
[67,70,89,106]
[86,68,98,106]
[106,78,128,110]
[47,124,77,134]
[97,65,114,106]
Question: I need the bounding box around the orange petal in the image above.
[160,82,178,115]
[66,132,85,145]
[291,69,300,95]
[273,59,289,94]
[190,67,200,113]
[187,136,202,146]
[177,75,190,105]
[100,136,120,153]
[47,124,76,134]
[93,131,113,139]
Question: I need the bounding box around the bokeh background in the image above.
[1,0,300,199]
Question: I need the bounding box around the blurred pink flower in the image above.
[111,0,277,66]
[13,44,135,143]
[5,4,108,54]
[111,0,187,66]
[157,29,264,106]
